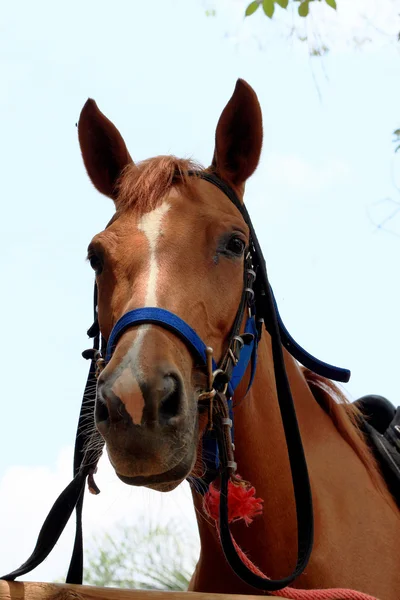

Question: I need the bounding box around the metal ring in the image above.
[198,388,217,402]
[222,418,233,427]
[212,368,225,382]
[247,268,256,283]
[233,335,245,349]
[212,369,229,395]
[228,348,239,365]
[245,287,255,300]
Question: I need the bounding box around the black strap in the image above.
[217,273,314,590]
[0,357,101,582]
[1,289,103,583]
[66,285,105,584]
[198,172,350,384]
[0,457,87,580]
[66,359,103,584]
[198,178,313,590]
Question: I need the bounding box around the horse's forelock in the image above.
[115,155,204,214]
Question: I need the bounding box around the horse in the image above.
[51,79,400,598]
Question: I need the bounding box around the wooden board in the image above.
[0,581,291,600]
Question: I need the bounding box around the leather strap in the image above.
[106,307,218,366]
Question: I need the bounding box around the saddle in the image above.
[354,395,400,506]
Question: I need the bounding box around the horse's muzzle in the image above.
[94,355,196,483]
[96,365,184,429]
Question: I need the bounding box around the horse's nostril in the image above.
[95,398,110,424]
[159,374,182,424]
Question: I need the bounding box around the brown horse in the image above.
[77,80,400,599]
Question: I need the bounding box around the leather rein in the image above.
[1,172,350,591]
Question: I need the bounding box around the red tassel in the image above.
[203,476,263,526]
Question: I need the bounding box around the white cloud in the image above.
[0,448,199,583]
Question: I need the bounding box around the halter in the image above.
[1,172,350,591]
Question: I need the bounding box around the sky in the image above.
[0,0,399,584]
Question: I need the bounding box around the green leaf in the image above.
[262,0,275,18]
[276,0,289,7]
[393,129,400,137]
[298,1,309,17]
[325,0,337,9]
[245,1,260,16]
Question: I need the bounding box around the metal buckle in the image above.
[233,335,245,350]
[198,349,227,429]
[246,268,256,283]
[245,287,255,302]
[229,335,244,365]
[228,348,239,365]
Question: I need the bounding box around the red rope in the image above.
[203,480,379,600]
[232,537,378,600]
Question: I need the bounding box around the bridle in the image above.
[1,172,350,591]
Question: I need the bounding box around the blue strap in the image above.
[269,287,350,383]
[199,317,258,491]
[227,316,258,396]
[106,307,217,370]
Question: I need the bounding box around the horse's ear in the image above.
[212,79,263,191]
[78,99,133,199]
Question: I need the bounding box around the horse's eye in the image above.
[226,236,246,256]
[89,253,103,275]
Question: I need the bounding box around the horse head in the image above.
[78,80,263,491]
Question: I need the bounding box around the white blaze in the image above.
[116,202,171,398]
[138,201,170,307]
[111,201,171,422]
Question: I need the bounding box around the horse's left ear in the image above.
[78,99,133,200]
[212,79,263,192]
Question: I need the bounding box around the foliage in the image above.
[245,0,336,19]
[394,129,400,153]
[81,521,198,591]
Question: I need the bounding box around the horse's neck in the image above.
[191,332,400,595]
[192,335,321,586]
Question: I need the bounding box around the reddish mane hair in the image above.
[116,155,204,214]
[303,368,389,496]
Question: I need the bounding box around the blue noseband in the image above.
[105,307,218,367]
[106,306,257,396]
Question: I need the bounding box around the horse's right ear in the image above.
[78,99,133,199]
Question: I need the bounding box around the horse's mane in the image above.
[303,368,389,496]
[116,156,204,214]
